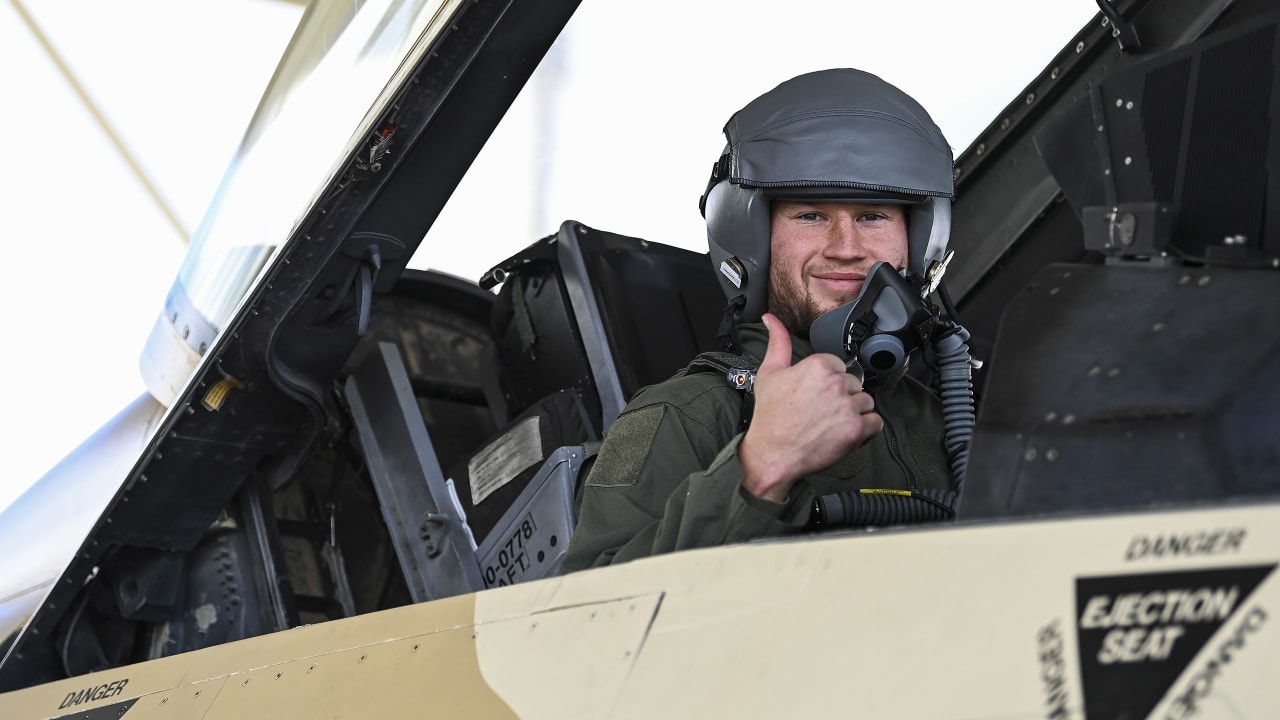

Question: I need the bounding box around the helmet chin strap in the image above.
[716,295,747,353]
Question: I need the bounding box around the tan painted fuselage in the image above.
[4,500,1277,719]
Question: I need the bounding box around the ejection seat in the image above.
[344,220,723,601]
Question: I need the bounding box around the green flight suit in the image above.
[561,322,952,572]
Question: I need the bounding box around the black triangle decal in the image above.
[1075,564,1275,719]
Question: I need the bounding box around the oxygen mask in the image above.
[809,260,942,388]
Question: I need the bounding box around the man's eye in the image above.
[861,212,888,222]
[797,212,822,222]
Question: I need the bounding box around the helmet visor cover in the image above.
[726,69,954,199]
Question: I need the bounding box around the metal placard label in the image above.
[468,416,543,505]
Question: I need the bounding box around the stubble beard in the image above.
[767,258,823,338]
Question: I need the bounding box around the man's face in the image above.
[768,200,909,336]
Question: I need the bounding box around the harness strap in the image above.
[679,350,761,432]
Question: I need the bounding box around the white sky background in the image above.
[0,0,1099,515]
[427,0,1100,278]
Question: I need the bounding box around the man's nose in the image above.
[823,213,868,259]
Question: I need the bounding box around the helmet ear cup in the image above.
[705,180,772,324]
[907,197,951,278]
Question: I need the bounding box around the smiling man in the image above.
[561,69,957,570]
[768,200,909,332]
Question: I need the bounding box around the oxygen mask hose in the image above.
[932,322,976,493]
[812,488,956,527]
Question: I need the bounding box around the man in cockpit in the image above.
[561,68,963,571]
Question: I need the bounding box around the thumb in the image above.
[757,313,794,374]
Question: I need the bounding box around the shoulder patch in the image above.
[585,405,667,488]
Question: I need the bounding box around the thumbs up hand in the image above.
[739,313,883,503]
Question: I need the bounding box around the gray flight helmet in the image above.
[701,68,956,324]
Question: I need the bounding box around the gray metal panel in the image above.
[948,0,1240,300]
[475,446,584,587]
[962,263,1280,519]
[344,342,484,601]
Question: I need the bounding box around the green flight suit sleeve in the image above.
[560,381,814,572]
